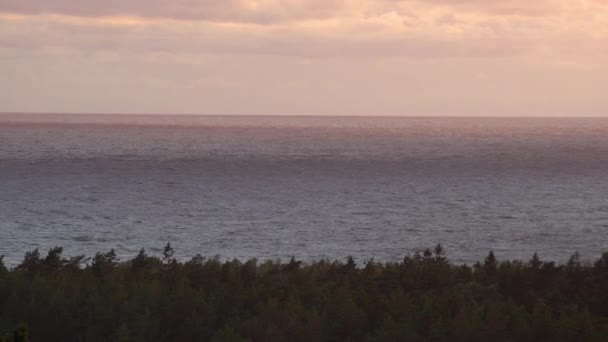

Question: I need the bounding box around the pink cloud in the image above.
[1,0,602,24]
[0,0,347,24]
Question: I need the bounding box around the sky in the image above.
[1,0,607,116]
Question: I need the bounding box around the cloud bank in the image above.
[1,0,604,21]
[0,0,607,115]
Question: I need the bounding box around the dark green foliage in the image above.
[91,249,118,277]
[162,243,175,264]
[0,256,7,277]
[0,246,607,341]
[0,324,28,342]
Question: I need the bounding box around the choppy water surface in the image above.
[1,114,608,265]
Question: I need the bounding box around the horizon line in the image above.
[2,112,608,119]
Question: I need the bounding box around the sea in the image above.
[1,113,607,265]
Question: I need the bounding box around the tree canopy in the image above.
[1,245,607,341]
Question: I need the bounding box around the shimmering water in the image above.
[1,114,608,265]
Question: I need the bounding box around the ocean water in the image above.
[1,113,608,265]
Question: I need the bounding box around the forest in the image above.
[1,244,608,341]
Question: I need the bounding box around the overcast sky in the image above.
[1,0,607,116]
